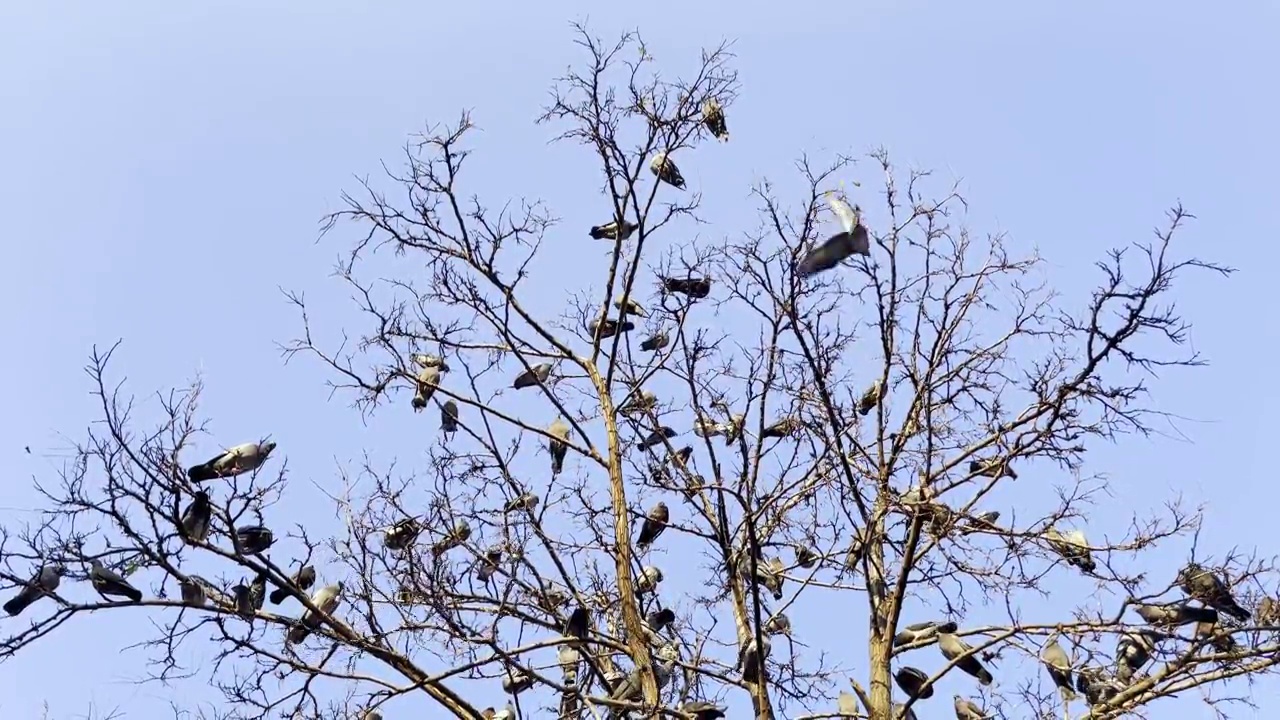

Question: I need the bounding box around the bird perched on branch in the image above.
[187,440,277,482]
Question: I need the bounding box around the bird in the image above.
[563,605,590,640]
[701,98,729,141]
[647,607,676,634]
[504,492,539,513]
[892,703,918,720]
[3,564,64,616]
[649,151,685,189]
[1076,667,1123,706]
[558,642,581,686]
[857,379,884,416]
[837,691,858,717]
[247,573,266,611]
[763,612,792,636]
[411,353,449,370]
[590,316,635,340]
[937,629,994,685]
[1133,602,1218,627]
[490,705,517,720]
[233,582,254,617]
[636,565,663,594]
[762,417,800,439]
[667,446,693,470]
[1178,563,1250,621]
[894,665,932,699]
[960,511,1001,535]
[683,700,726,720]
[794,544,818,569]
[441,400,459,434]
[235,525,274,555]
[361,711,383,720]
[796,192,871,277]
[893,620,959,648]
[1041,632,1077,701]
[754,557,786,600]
[431,520,471,557]
[953,695,991,720]
[269,564,316,605]
[287,582,344,644]
[660,275,712,299]
[614,296,648,317]
[512,362,553,389]
[475,547,504,582]
[186,440,277,482]
[722,413,745,444]
[590,219,638,241]
[1115,629,1157,683]
[640,330,669,352]
[382,518,423,551]
[548,417,571,476]
[636,502,670,549]
[968,458,1017,480]
[411,365,444,411]
[608,660,675,718]
[693,416,725,439]
[618,389,658,416]
[179,576,209,606]
[89,559,143,602]
[1258,596,1279,626]
[738,637,771,684]
[1044,528,1096,573]
[502,668,534,695]
[637,426,678,451]
[179,490,212,543]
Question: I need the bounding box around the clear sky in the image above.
[2,1,1278,718]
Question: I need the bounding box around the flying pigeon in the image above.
[431,520,471,557]
[1044,528,1096,573]
[636,565,663,594]
[287,582,344,644]
[640,331,669,352]
[953,695,991,720]
[411,353,449,370]
[893,620,959,648]
[683,700,727,720]
[637,426,678,451]
[383,518,423,551]
[235,525,274,555]
[649,151,685,189]
[968,458,1017,480]
[180,490,212,543]
[660,276,711,299]
[796,192,872,278]
[180,576,209,606]
[1133,602,1218,627]
[3,564,64,616]
[614,296,647,317]
[269,564,316,605]
[512,362,553,389]
[857,379,884,416]
[701,98,729,141]
[89,559,143,603]
[937,629,994,685]
[1040,633,1077,702]
[590,316,635,340]
[411,366,444,411]
[548,417,571,476]
[186,440,277,482]
[1178,563,1250,621]
[894,666,932,699]
[441,400,459,434]
[590,219,638,241]
[636,502,670,549]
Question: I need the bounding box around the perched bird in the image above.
[563,605,590,640]
[649,151,686,189]
[683,700,727,720]
[667,446,694,471]
[558,643,581,686]
[411,366,444,411]
[894,665,932,699]
[1115,629,1157,683]
[247,573,266,611]
[614,296,647,317]
[411,353,449,370]
[4,564,64,616]
[693,416,725,439]
[512,362,553,389]
[640,331,669,352]
[1044,528,1096,573]
[637,426,678,451]
[722,413,745,444]
[1258,596,1279,626]
[968,458,1017,480]
[837,691,859,717]
[441,400,459,434]
[636,565,664,594]
[235,525,274,555]
[590,219,638,241]
[89,559,143,603]
[504,492,539,513]
[701,98,729,141]
[794,544,818,569]
[186,440,277,482]
[937,629,994,685]
[636,502,670,549]
[383,518,423,551]
[762,417,800,439]
[738,637,771,684]
[431,520,471,557]
[763,612,792,636]
[1133,602,1219,627]
[1196,619,1239,653]
[490,705,517,720]
[269,564,316,605]
[1041,633,1077,701]
[754,557,786,600]
[287,582,344,644]
[233,582,254,617]
[475,547,504,582]
[179,490,212,543]
[1076,667,1122,706]
[362,711,383,720]
[502,668,534,695]
[1178,563,1250,621]
[845,526,870,571]
[618,389,658,416]
[857,379,884,416]
[796,192,871,277]
[590,316,635,340]
[548,417,571,476]
[609,660,674,718]
[960,511,1001,535]
[893,620,959,648]
[953,695,990,720]
[180,576,209,606]
[660,276,712,299]
[647,607,676,634]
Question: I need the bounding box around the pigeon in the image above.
[247,573,266,611]
[701,98,729,141]
[430,520,471,557]
[640,331,669,352]
[960,511,1001,535]
[636,565,663,594]
[762,417,800,439]
[738,637,770,684]
[563,605,590,641]
[618,389,658,416]
[614,296,647,317]
[1133,602,1218,627]
[893,620,959,648]
[233,582,254,617]
[89,559,143,602]
[937,629,994,685]
[1041,633,1077,701]
[512,362,553,389]
[287,582,344,644]
[411,366,444,411]
[837,691,859,716]
[660,276,711,299]
[441,400,459,434]
[475,547,504,582]
[548,417,571,476]
[411,353,449,370]
[590,219,638,241]
[1044,528,1096,573]
[490,705,517,720]
[683,700,727,720]
[794,544,818,569]
[953,695,990,720]
[796,192,871,277]
[650,151,685,189]
[590,316,635,340]
[609,660,674,718]
[754,557,786,600]
[857,379,884,416]
[763,612,792,636]
[1196,620,1239,653]
[968,458,1017,480]
[383,518,423,551]
[845,527,870,571]
[361,712,383,720]
[894,665,932,699]
[637,502,670,549]
[186,440,277,482]
[1115,630,1157,683]
[180,490,212,543]
[3,564,64,616]
[693,416,725,439]
[1076,667,1123,706]
[180,576,209,606]
[647,607,676,634]
[502,668,534,695]
[269,565,316,605]
[637,426,678,451]
[235,525,275,555]
[559,643,581,686]
[1178,563,1250,621]
[1258,596,1279,626]
[504,492,539,513]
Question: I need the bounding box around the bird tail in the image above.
[978,668,993,685]
[3,590,35,616]
[125,586,143,602]
[1227,603,1251,621]
[187,464,216,482]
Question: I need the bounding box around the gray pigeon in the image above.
[1133,602,1218,627]
[797,192,871,277]
[857,379,884,416]
[475,547,504,582]
[701,98,729,141]
[411,366,444,411]
[287,582,344,644]
[647,607,676,634]
[893,703,918,720]
[608,661,673,718]
[383,518,423,551]
[894,665,932,699]
[590,219,638,241]
[548,417,571,475]
[187,440,277,482]
[431,520,471,557]
[937,629,993,685]
[512,362,553,389]
[683,700,727,720]
[504,492,539,513]
[614,295,647,317]
[763,612,792,636]
[837,691,858,716]
[660,276,711,299]
[762,417,800,439]
[637,426,678,450]
[589,316,635,340]
[1041,633,1077,701]
[1045,528,1096,573]
[893,620,958,648]
[269,565,316,605]
[411,353,449,370]
[3,564,64,616]
[738,637,771,684]
[441,400,459,434]
[502,668,534,695]
[754,557,786,600]
[636,502,669,549]
[233,582,254,617]
[90,559,143,602]
[179,576,209,606]
[649,151,685,189]
[968,458,1017,480]
[247,573,266,610]
[1178,563,1250,621]
[619,389,658,416]
[794,544,818,568]
[953,695,990,720]
[180,490,212,543]
[960,511,1001,534]
[558,643,581,685]
[640,331,669,352]
[1115,630,1157,683]
[636,565,663,594]
[235,525,274,555]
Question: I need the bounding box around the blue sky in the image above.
[2,1,1278,718]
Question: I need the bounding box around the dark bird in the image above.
[894,665,932,699]
[1041,633,1077,701]
[475,547,504,582]
[637,426,678,451]
[650,151,685,189]
[180,490,212,543]
[937,629,994,685]
[1133,602,1219,627]
[1178,563,1250,621]
[637,502,670,549]
[235,525,274,555]
[186,440,277,482]
[287,582,344,644]
[1045,528,1096,573]
[968,458,1017,480]
[590,219,638,241]
[796,192,871,277]
[3,564,63,616]
[762,417,800,439]
[548,417,571,476]
[647,607,676,634]
[857,379,884,416]
[701,98,729,142]
[661,276,712,299]
[1076,667,1122,706]
[512,362,553,389]
[411,365,445,411]
[614,296,647,318]
[247,573,266,611]
[233,582,254,617]
[640,331,669,352]
[590,316,635,340]
[1115,630,1157,683]
[563,605,590,641]
[441,400,459,434]
[269,564,316,605]
[89,559,143,602]
[794,544,818,569]
[953,695,991,720]
[180,576,209,606]
[682,700,726,720]
[382,518,422,551]
[893,620,959,648]
[431,520,471,557]
[504,492,539,513]
[738,637,771,684]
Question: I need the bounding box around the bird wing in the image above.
[825,192,858,234]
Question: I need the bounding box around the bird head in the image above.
[260,440,278,456]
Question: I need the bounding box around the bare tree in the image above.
[3,23,1274,720]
